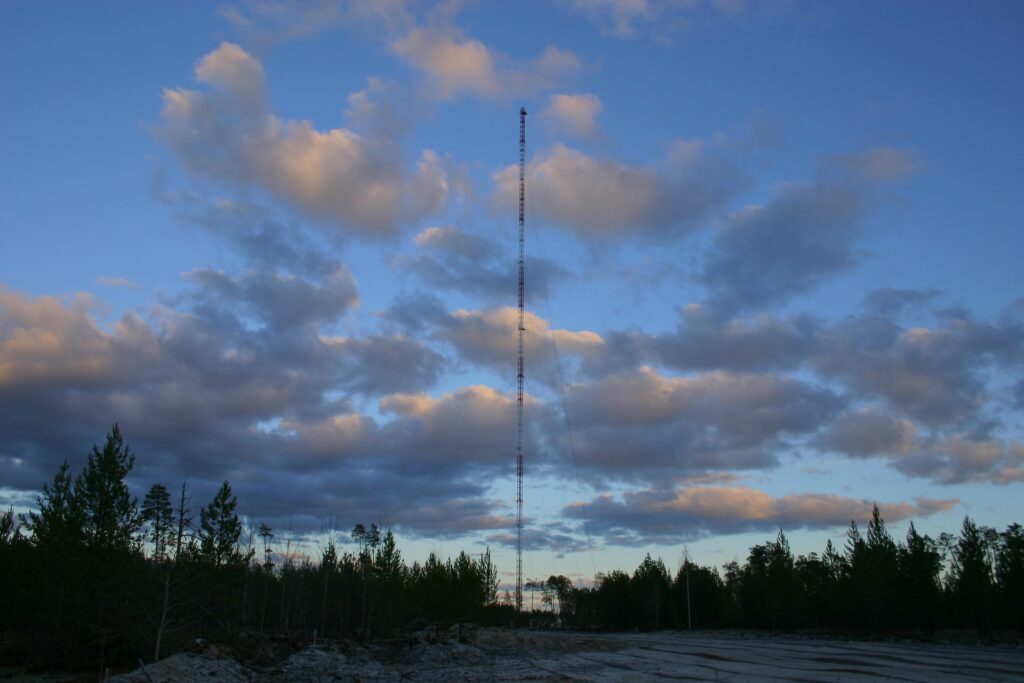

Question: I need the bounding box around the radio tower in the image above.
[515,106,526,616]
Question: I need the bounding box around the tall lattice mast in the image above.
[515,106,527,615]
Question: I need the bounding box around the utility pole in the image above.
[515,106,527,617]
[684,546,692,630]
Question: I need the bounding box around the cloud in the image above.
[492,140,739,239]
[543,93,602,138]
[172,197,340,277]
[398,226,571,301]
[564,484,957,543]
[183,266,359,329]
[320,334,446,395]
[814,310,1022,426]
[863,287,940,317]
[548,367,842,484]
[583,304,821,376]
[894,436,1024,486]
[438,307,604,384]
[815,405,917,458]
[567,0,745,41]
[698,147,921,314]
[486,527,593,555]
[0,279,449,514]
[391,27,580,101]
[159,43,449,235]
[826,147,922,184]
[219,0,414,49]
[0,287,157,391]
[700,180,864,313]
[344,77,418,140]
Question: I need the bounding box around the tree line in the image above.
[1,425,1021,674]
[0,426,504,673]
[541,509,1023,636]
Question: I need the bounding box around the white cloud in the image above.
[159,43,449,235]
[543,93,602,138]
[439,307,603,384]
[493,141,737,238]
[390,27,580,101]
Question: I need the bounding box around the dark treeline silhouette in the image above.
[546,510,1023,637]
[1,426,1022,674]
[0,426,505,673]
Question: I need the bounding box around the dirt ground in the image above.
[107,629,1024,682]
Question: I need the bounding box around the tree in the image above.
[863,506,899,630]
[153,481,193,662]
[24,461,83,550]
[198,481,246,566]
[259,523,274,570]
[142,484,174,561]
[898,522,941,634]
[995,523,1024,630]
[950,516,995,633]
[75,424,141,555]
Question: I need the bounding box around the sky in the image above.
[2,0,1023,588]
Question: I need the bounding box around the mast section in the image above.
[515,107,526,616]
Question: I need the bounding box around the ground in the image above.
[104,629,1024,682]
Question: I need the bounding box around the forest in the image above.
[1,426,1021,674]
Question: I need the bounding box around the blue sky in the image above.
[2,0,1023,586]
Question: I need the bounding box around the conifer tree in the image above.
[142,484,174,560]
[199,481,246,566]
[75,424,141,555]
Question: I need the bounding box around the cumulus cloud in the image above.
[815,405,917,458]
[894,436,1024,486]
[398,226,570,301]
[814,310,1022,426]
[492,140,739,239]
[320,334,446,395]
[564,484,957,543]
[543,93,602,138]
[699,147,922,313]
[171,197,340,277]
[438,307,604,384]
[0,279,463,527]
[0,287,157,390]
[159,42,449,235]
[391,27,580,101]
[546,367,842,484]
[700,181,864,313]
[184,267,359,329]
[863,287,940,317]
[584,304,820,376]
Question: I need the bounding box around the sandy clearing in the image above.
[113,629,1024,682]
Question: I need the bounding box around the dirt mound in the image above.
[110,653,251,682]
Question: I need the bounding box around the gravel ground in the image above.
[111,629,1024,682]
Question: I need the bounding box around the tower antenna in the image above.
[515,106,526,616]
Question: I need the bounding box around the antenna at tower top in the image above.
[515,106,526,616]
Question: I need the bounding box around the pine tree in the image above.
[142,484,173,561]
[198,481,246,566]
[995,523,1024,630]
[75,424,141,555]
[951,516,995,633]
[898,522,941,634]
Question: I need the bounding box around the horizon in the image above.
[2,0,1023,585]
